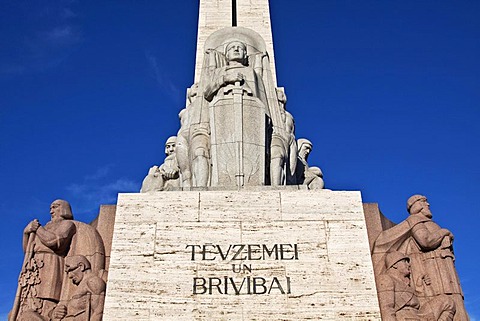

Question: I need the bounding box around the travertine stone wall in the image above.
[194,0,277,85]
[236,0,276,84]
[103,189,380,320]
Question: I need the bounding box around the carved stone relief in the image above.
[10,200,106,321]
[142,27,325,189]
[372,195,469,321]
[377,251,456,321]
[140,136,180,192]
[295,138,324,189]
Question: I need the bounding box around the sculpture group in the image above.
[9,18,470,320]
[373,195,469,321]
[9,200,106,321]
[141,27,324,191]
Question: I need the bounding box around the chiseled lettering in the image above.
[192,276,291,295]
[268,277,285,294]
[232,244,247,260]
[252,277,267,294]
[186,244,201,261]
[186,243,299,261]
[280,244,294,260]
[247,244,261,260]
[193,277,207,294]
[208,277,223,294]
[229,277,247,295]
[262,244,278,260]
[202,244,217,261]
[217,244,232,260]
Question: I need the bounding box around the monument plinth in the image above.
[103,189,381,320]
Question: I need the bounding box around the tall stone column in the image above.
[194,0,277,85]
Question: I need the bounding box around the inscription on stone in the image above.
[103,190,382,320]
[187,243,297,295]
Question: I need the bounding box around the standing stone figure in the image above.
[140,136,180,192]
[51,255,106,321]
[372,195,469,321]
[295,138,324,189]
[405,195,469,321]
[201,37,270,186]
[377,251,456,321]
[13,200,76,321]
[270,88,297,186]
[10,200,106,321]
[176,26,298,187]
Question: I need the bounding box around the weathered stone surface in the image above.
[173,26,316,189]
[377,251,456,321]
[195,0,277,85]
[372,195,469,321]
[103,190,381,320]
[91,204,117,276]
[295,138,325,189]
[10,200,107,321]
[141,136,180,192]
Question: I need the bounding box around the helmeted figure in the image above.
[372,195,469,321]
[377,251,456,321]
[295,138,324,189]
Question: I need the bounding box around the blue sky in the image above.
[1,0,479,319]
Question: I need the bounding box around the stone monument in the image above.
[372,195,469,320]
[9,0,470,320]
[9,200,109,321]
[104,0,381,320]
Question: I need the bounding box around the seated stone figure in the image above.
[295,138,324,189]
[140,136,180,192]
[377,251,455,321]
[51,255,106,321]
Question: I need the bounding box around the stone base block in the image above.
[103,189,381,320]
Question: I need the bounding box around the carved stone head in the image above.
[65,255,91,285]
[297,138,313,161]
[165,136,177,156]
[225,40,247,65]
[50,199,73,221]
[385,251,409,269]
[407,194,432,218]
[385,251,411,280]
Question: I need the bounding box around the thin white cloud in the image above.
[66,178,138,212]
[145,51,182,104]
[65,164,139,214]
[85,164,114,181]
[42,25,82,45]
[1,2,82,76]
[61,7,76,19]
